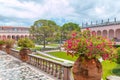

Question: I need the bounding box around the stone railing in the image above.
[8,49,73,80]
[28,54,73,80]
[10,49,20,59]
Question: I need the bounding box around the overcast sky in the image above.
[0,0,120,27]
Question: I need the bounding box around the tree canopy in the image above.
[61,22,81,40]
[30,19,60,48]
[30,19,81,48]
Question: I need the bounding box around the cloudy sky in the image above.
[0,0,120,27]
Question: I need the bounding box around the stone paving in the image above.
[0,51,55,80]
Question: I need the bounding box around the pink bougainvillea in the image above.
[63,29,117,60]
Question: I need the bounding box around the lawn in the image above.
[15,46,41,51]
[47,51,120,80]
[46,43,60,47]
[102,60,120,80]
[47,51,77,61]
[36,53,63,62]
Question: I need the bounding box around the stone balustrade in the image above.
[8,48,73,80]
[27,54,73,80]
[10,49,20,59]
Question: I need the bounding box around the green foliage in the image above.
[114,45,120,48]
[17,38,35,49]
[63,29,117,60]
[47,51,77,61]
[30,19,60,47]
[0,40,5,45]
[45,51,120,80]
[117,47,120,55]
[5,39,15,48]
[61,22,81,40]
[102,60,119,80]
[116,47,120,63]
[62,22,80,31]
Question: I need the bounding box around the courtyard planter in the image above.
[73,54,102,80]
[63,29,117,80]
[5,45,11,54]
[0,44,3,50]
[19,48,31,62]
[5,39,15,54]
[17,38,35,61]
[0,40,5,50]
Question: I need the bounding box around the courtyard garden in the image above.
[46,51,120,80]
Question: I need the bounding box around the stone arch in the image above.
[16,35,20,40]
[12,35,15,39]
[109,29,114,40]
[116,29,120,39]
[21,35,24,38]
[103,30,107,37]
[7,35,11,39]
[25,35,27,37]
[2,35,6,39]
[97,30,101,36]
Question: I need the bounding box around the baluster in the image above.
[48,61,51,74]
[44,60,46,71]
[34,57,36,66]
[36,57,38,66]
[36,58,38,67]
[63,64,73,80]
[42,59,44,70]
[39,58,42,69]
[29,56,31,64]
[58,65,62,79]
[32,57,34,65]
[31,57,33,65]
[51,63,54,75]
[43,60,46,71]
[35,57,37,66]
[33,57,35,66]
[37,58,40,68]
[45,61,47,72]
[54,64,58,77]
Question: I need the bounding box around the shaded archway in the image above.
[92,31,96,35]
[7,35,11,39]
[109,29,114,40]
[103,30,107,38]
[25,35,27,37]
[16,35,20,40]
[97,31,101,36]
[12,35,15,39]
[21,35,24,38]
[116,29,120,39]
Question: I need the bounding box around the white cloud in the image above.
[95,7,105,14]
[0,0,120,26]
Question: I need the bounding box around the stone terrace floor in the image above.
[0,50,55,80]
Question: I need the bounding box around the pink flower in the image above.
[63,28,116,60]
[86,28,90,30]
[102,54,109,60]
[72,32,77,37]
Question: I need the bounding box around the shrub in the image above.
[5,39,15,48]
[0,40,5,45]
[63,28,117,60]
[114,45,120,48]
[17,38,35,49]
[116,47,120,63]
